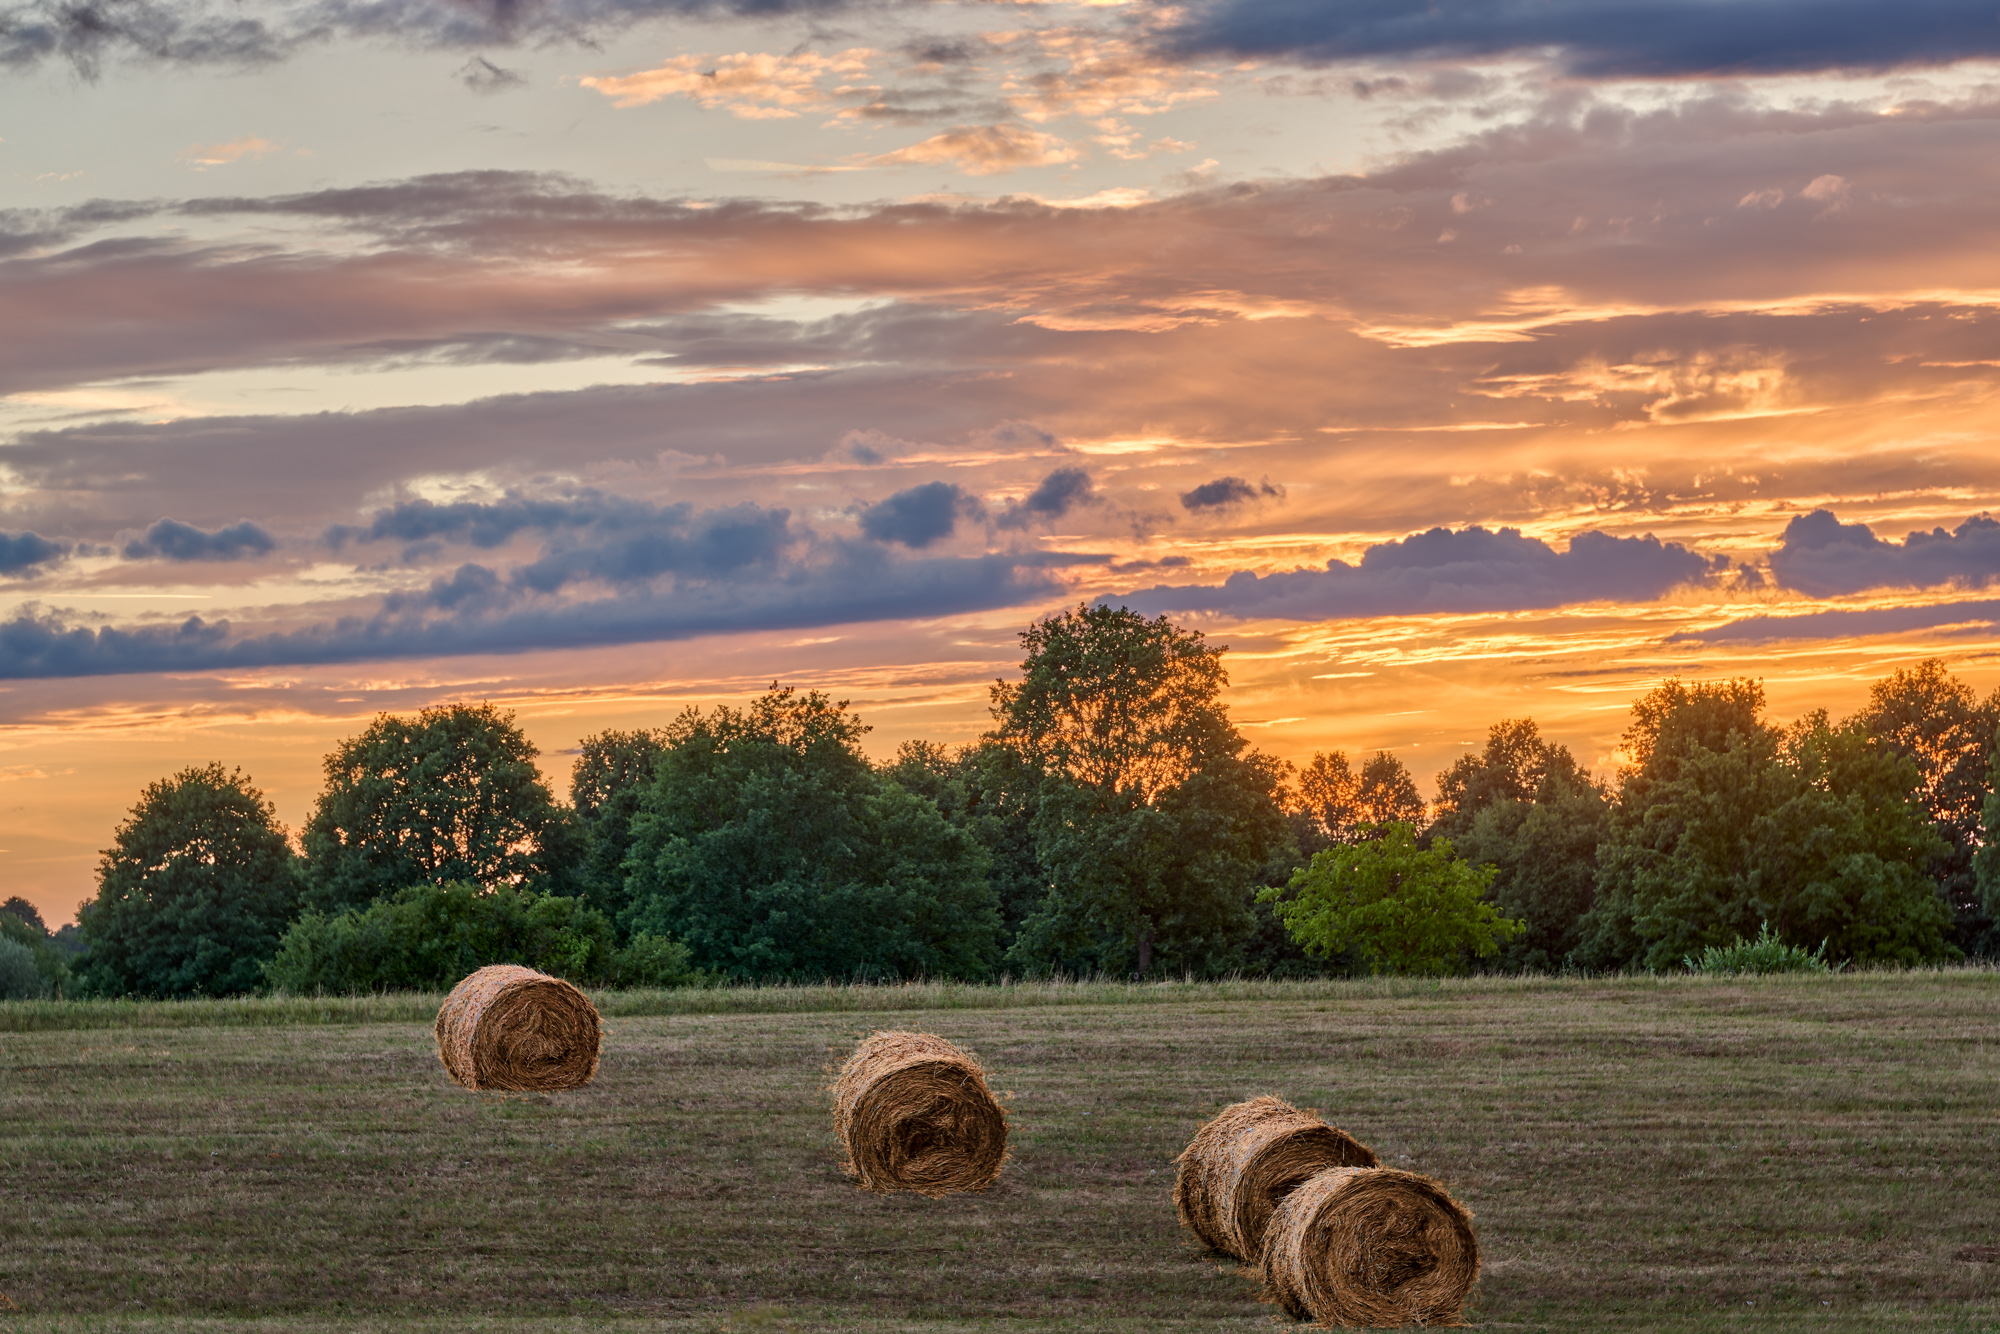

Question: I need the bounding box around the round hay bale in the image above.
[433,964,602,1092]
[1175,1095,1378,1260]
[1260,1166,1479,1328]
[831,1030,1007,1197]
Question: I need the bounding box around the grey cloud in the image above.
[1768,509,2000,596]
[0,0,870,75]
[457,55,523,92]
[1162,0,2000,77]
[858,482,983,549]
[1180,476,1281,512]
[0,530,67,576]
[1127,525,1710,620]
[511,502,793,591]
[997,467,1096,528]
[0,547,1063,679]
[330,490,642,549]
[331,492,797,589]
[122,518,276,561]
[1669,598,2000,645]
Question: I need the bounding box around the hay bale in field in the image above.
[1175,1095,1378,1261]
[1260,1166,1478,1328]
[433,964,601,1092]
[831,1030,1007,1196]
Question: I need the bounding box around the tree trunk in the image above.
[1137,927,1153,976]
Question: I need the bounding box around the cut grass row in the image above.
[2,973,1997,1332]
[5,967,1997,1031]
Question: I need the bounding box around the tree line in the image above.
[5,605,1997,999]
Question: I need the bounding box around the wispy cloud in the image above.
[176,135,280,169]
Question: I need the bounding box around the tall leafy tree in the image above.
[302,703,568,914]
[1578,680,1955,970]
[1431,718,1594,839]
[1355,752,1426,828]
[624,687,1000,981]
[77,764,301,997]
[569,728,672,935]
[1433,718,1608,971]
[1853,659,2000,953]
[1293,750,1427,846]
[988,604,1287,976]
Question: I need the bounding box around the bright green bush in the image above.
[1261,822,1525,975]
[265,881,697,994]
[1684,923,1832,975]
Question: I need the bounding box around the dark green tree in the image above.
[1853,659,2000,954]
[624,687,1000,981]
[1578,680,1955,971]
[988,604,1288,976]
[0,901,70,997]
[880,739,1049,948]
[1432,719,1608,971]
[1262,822,1523,975]
[569,728,672,935]
[302,703,568,914]
[1431,718,1595,839]
[76,764,301,997]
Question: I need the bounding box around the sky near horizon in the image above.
[6,0,2000,925]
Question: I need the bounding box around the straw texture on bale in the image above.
[831,1030,1008,1197]
[1175,1095,1379,1260]
[433,964,602,1092]
[1260,1166,1479,1328]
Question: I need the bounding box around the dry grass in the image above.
[1,972,1997,1333]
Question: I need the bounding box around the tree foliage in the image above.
[302,703,568,914]
[1293,750,1426,846]
[1854,659,2000,952]
[880,740,1049,941]
[1580,680,1956,971]
[1434,719,1608,971]
[1262,822,1523,974]
[77,764,301,998]
[0,900,72,996]
[265,881,696,993]
[569,728,672,934]
[624,687,1000,982]
[988,604,1287,975]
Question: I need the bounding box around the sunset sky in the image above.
[6,0,2000,924]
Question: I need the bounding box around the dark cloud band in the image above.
[1125,525,1711,620]
[1161,0,2000,77]
[0,548,1061,679]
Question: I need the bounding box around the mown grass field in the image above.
[1,973,1996,1333]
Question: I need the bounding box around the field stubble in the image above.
[0,973,1996,1333]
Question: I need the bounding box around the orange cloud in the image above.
[580,49,875,116]
[867,124,1082,174]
